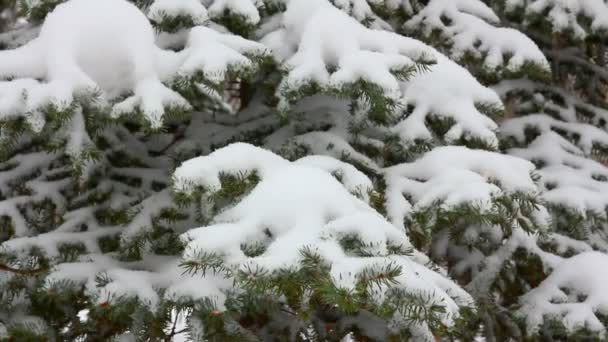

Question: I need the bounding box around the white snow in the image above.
[261,0,435,110]
[1,0,607,339]
[404,0,550,72]
[519,251,608,335]
[205,0,261,25]
[510,132,608,217]
[383,146,538,229]
[178,26,269,84]
[502,114,608,155]
[295,155,374,201]
[175,143,472,332]
[0,0,275,131]
[395,53,502,147]
[148,0,209,25]
[174,142,287,193]
[0,0,192,129]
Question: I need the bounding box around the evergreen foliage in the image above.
[0,0,608,341]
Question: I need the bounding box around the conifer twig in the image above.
[0,263,48,275]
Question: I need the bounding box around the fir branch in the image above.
[0,262,48,275]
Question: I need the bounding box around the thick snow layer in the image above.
[383,146,538,229]
[0,0,269,130]
[395,53,502,146]
[494,79,608,218]
[175,143,472,329]
[261,0,435,110]
[204,0,261,24]
[404,0,550,72]
[0,0,190,129]
[330,0,376,22]
[178,26,269,84]
[518,251,608,335]
[259,0,503,147]
[148,0,208,25]
[502,113,608,155]
[295,155,374,201]
[174,142,287,193]
[509,131,608,217]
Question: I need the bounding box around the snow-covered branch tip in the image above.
[262,0,436,118]
[0,0,273,133]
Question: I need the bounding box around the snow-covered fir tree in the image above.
[1,0,608,340]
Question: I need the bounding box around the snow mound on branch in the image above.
[518,251,608,335]
[261,0,504,147]
[175,141,374,199]
[404,0,549,72]
[502,113,608,155]
[174,142,287,193]
[0,0,269,130]
[205,0,261,24]
[0,0,189,129]
[509,131,608,217]
[295,155,373,197]
[148,0,209,25]
[174,143,472,329]
[383,146,537,229]
[501,105,608,216]
[261,0,435,110]
[394,53,502,146]
[178,26,269,84]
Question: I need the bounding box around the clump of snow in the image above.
[383,145,538,229]
[509,131,608,218]
[148,0,209,26]
[261,0,435,110]
[394,53,502,147]
[498,81,608,248]
[503,113,608,155]
[178,26,269,84]
[63,108,92,159]
[518,251,608,335]
[404,0,550,72]
[174,142,286,193]
[205,0,261,25]
[174,143,472,332]
[295,155,374,201]
[260,0,505,149]
[0,0,270,131]
[0,0,191,129]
